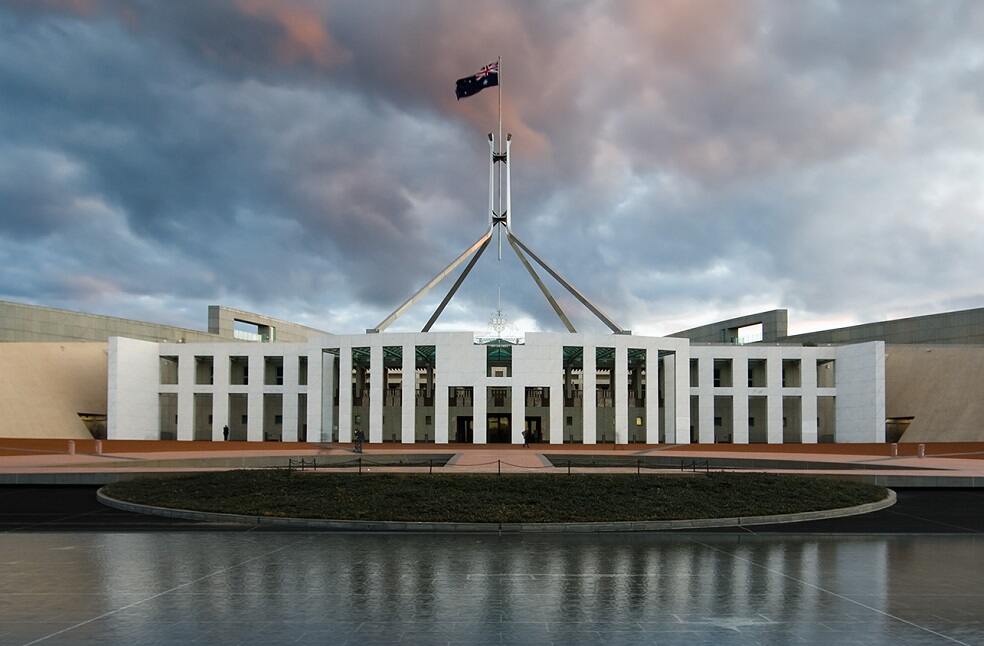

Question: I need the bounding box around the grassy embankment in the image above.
[103,471,887,523]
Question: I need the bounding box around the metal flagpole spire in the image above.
[370,58,628,335]
[497,55,502,261]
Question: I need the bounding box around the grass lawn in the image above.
[102,471,888,523]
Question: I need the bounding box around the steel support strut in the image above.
[369,228,493,333]
[422,235,492,332]
[505,227,627,334]
[505,232,576,332]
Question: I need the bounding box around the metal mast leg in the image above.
[369,228,493,333]
[505,227,628,334]
[422,236,492,332]
[506,231,576,332]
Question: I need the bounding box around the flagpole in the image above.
[497,56,502,155]
[497,55,502,261]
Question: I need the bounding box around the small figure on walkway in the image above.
[522,428,530,448]
[354,428,364,454]
[222,425,230,441]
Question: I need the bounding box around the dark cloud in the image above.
[1,0,983,336]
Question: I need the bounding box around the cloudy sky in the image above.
[2,0,984,337]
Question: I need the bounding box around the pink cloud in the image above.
[234,0,349,68]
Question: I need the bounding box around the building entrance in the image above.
[487,414,511,443]
[525,416,542,443]
[455,416,474,443]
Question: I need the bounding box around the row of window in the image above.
[160,355,306,386]
[691,358,835,388]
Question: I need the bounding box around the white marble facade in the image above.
[107,332,885,444]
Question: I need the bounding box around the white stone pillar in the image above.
[338,348,352,442]
[320,351,338,442]
[176,354,194,441]
[369,345,383,443]
[697,356,714,444]
[645,347,659,444]
[582,345,596,444]
[801,349,818,443]
[473,385,487,444]
[549,356,564,444]
[402,344,415,443]
[247,354,263,442]
[673,351,691,444]
[308,350,325,442]
[282,353,298,442]
[212,351,229,442]
[614,346,628,444]
[511,384,524,444]
[732,356,749,444]
[434,383,449,444]
[767,352,783,443]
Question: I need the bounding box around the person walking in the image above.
[222,425,230,441]
[522,428,530,448]
[354,428,364,454]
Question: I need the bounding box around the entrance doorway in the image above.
[524,416,542,443]
[487,414,511,443]
[455,416,474,443]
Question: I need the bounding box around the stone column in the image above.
[645,347,659,444]
[615,345,628,444]
[582,345,596,444]
[338,348,352,442]
[402,344,416,443]
[369,345,383,443]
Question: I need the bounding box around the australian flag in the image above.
[455,61,499,100]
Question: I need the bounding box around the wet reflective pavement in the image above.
[1,532,983,645]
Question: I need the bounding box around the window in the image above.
[241,415,248,424]
[748,417,755,427]
[298,356,308,386]
[425,415,432,426]
[160,356,179,385]
[635,417,643,427]
[275,415,283,425]
[714,416,722,426]
[566,416,573,426]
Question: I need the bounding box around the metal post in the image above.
[422,236,492,332]
[498,459,501,476]
[567,460,571,476]
[636,459,640,476]
[359,457,362,474]
[429,459,433,475]
[370,228,493,332]
[505,228,628,334]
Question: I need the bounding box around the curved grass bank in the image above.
[101,471,888,524]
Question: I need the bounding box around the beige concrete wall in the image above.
[784,307,984,345]
[888,345,984,442]
[0,300,222,343]
[0,342,108,439]
[670,310,788,344]
[208,306,330,343]
[2,300,329,344]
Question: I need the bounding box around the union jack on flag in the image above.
[475,61,499,79]
[456,61,500,100]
